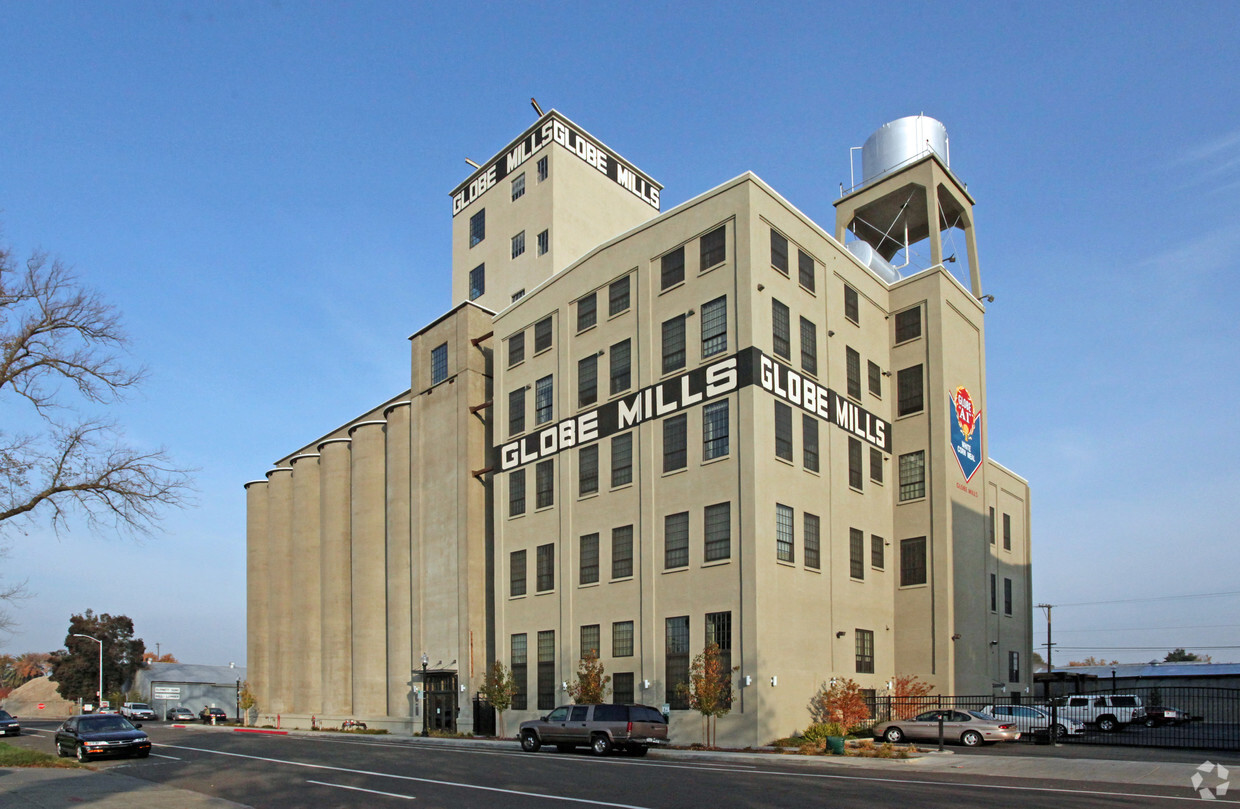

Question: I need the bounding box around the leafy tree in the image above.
[1164,648,1209,662]
[890,674,935,720]
[809,677,869,731]
[141,651,178,664]
[681,642,738,748]
[565,650,610,705]
[238,680,257,727]
[1067,656,1119,666]
[1031,651,1045,666]
[479,661,516,738]
[48,610,145,703]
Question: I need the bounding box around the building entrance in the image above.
[425,673,458,733]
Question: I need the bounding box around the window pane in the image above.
[897,365,924,416]
[871,534,884,569]
[772,299,790,359]
[700,226,726,268]
[613,621,634,657]
[507,331,524,367]
[581,624,600,658]
[535,375,553,424]
[870,447,883,483]
[846,347,861,400]
[849,437,863,489]
[537,156,548,181]
[776,503,794,562]
[469,209,485,247]
[662,314,686,373]
[510,550,526,596]
[577,293,597,332]
[850,528,865,579]
[704,502,730,562]
[579,444,598,496]
[431,343,448,384]
[580,533,599,584]
[536,543,554,591]
[1003,513,1012,550]
[800,317,817,375]
[613,672,634,704]
[703,400,729,460]
[536,459,554,509]
[509,468,526,517]
[705,611,733,708]
[844,283,858,323]
[661,246,685,289]
[899,450,926,501]
[612,525,633,578]
[895,307,922,343]
[664,512,689,569]
[868,360,881,397]
[802,414,819,472]
[804,512,820,569]
[534,315,553,352]
[665,616,690,709]
[700,295,727,357]
[798,249,815,291]
[1004,577,1013,614]
[855,629,874,673]
[508,388,525,437]
[538,229,549,255]
[609,276,630,316]
[770,229,789,273]
[469,264,485,300]
[610,339,631,395]
[511,231,525,258]
[611,432,633,487]
[537,630,555,710]
[511,634,527,709]
[901,537,927,586]
[663,414,687,472]
[512,172,525,200]
[578,354,598,407]
[774,402,793,461]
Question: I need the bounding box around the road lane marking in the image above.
[307,779,415,800]
[152,753,181,760]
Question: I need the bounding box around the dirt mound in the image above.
[1,676,75,718]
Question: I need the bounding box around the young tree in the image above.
[890,674,934,719]
[566,650,610,705]
[1164,648,1210,662]
[479,660,517,737]
[808,677,869,731]
[682,642,738,748]
[48,610,146,703]
[238,681,257,727]
[1067,656,1119,666]
[141,651,178,664]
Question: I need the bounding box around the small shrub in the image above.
[801,721,848,742]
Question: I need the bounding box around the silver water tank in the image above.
[861,115,949,184]
[845,241,902,283]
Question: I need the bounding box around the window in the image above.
[511,172,525,201]
[844,283,859,323]
[661,246,685,289]
[510,550,526,596]
[704,502,730,562]
[798,249,815,291]
[990,573,997,612]
[705,611,732,707]
[868,360,882,397]
[664,511,689,569]
[800,317,817,375]
[700,295,727,357]
[663,414,687,472]
[537,229,549,255]
[581,624,600,658]
[776,503,794,562]
[662,314,686,373]
[871,534,885,570]
[537,630,555,710]
[509,468,526,517]
[774,402,793,461]
[850,528,865,579]
[802,414,819,472]
[508,388,525,437]
[855,629,874,673]
[534,315,553,352]
[898,450,926,501]
[613,621,634,657]
[579,533,599,585]
[613,672,634,704]
[770,229,789,274]
[511,634,527,710]
[512,289,525,302]
[611,432,633,487]
[577,293,597,332]
[536,543,554,591]
[469,209,485,247]
[988,507,996,545]
[849,437,863,489]
[897,365,924,416]
[870,447,883,484]
[703,400,729,460]
[846,347,861,399]
[1004,577,1013,615]
[1009,651,1020,683]
[536,459,554,509]
[469,264,485,300]
[612,525,633,578]
[431,343,448,385]
[666,616,690,709]
[804,512,820,570]
[610,339,631,395]
[535,375,553,424]
[1003,513,1012,551]
[537,156,548,181]
[901,537,927,586]
[609,276,630,316]
[578,355,597,407]
[579,445,598,496]
[508,331,525,368]
[511,231,525,259]
[772,299,790,359]
[895,307,922,343]
[700,225,726,268]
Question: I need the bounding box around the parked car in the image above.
[120,702,157,721]
[872,709,1021,746]
[0,709,20,736]
[54,714,150,762]
[519,703,669,756]
[1136,705,1190,727]
[981,704,1085,738]
[166,706,195,722]
[1049,694,1144,732]
[199,707,230,725]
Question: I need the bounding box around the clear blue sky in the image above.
[2,1,1237,668]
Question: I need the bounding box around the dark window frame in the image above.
[579,533,599,585]
[578,444,599,496]
[798,248,815,291]
[661,246,685,290]
[850,528,865,580]
[704,502,731,562]
[770,229,789,274]
[663,413,687,472]
[804,512,820,570]
[901,537,928,586]
[662,314,687,374]
[897,364,924,416]
[536,543,554,592]
[700,225,726,268]
[776,503,794,563]
[612,525,633,579]
[609,276,630,316]
[508,468,526,517]
[774,402,793,461]
[855,629,875,674]
[701,295,728,357]
[577,292,597,332]
[772,299,790,359]
[611,432,633,487]
[535,459,554,509]
[431,342,449,385]
[702,400,729,460]
[664,511,690,570]
[510,549,526,596]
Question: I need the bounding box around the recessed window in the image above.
[776,503,794,563]
[537,630,554,710]
[510,550,526,596]
[612,525,633,578]
[848,437,863,490]
[770,229,789,274]
[664,511,689,569]
[1009,651,1020,683]
[846,347,861,400]
[511,231,525,259]
[897,365,924,416]
[469,209,485,247]
[850,528,865,579]
[613,672,634,704]
[534,316,553,352]
[536,543,554,592]
[662,314,686,374]
[703,400,729,460]
[665,616,690,710]
[774,402,793,461]
[804,512,820,570]
[661,246,685,290]
[901,537,927,586]
[871,534,884,570]
[798,249,815,291]
[469,264,485,301]
[509,469,525,517]
[511,634,528,709]
[507,332,525,368]
[577,292,597,332]
[868,361,882,397]
[609,339,631,395]
[1003,513,1012,550]
[895,307,922,343]
[700,225,726,268]
[844,283,859,323]
[611,432,632,487]
[700,295,727,357]
[899,450,925,501]
[537,156,548,182]
[772,299,790,359]
[577,355,597,408]
[511,173,525,201]
[581,624,600,658]
[800,317,817,375]
[511,289,525,302]
[1004,576,1013,615]
[988,507,996,545]
[802,414,819,472]
[537,229,549,255]
[431,342,448,385]
[855,629,874,673]
[870,447,883,484]
[663,414,687,472]
[508,389,525,437]
[613,621,634,657]
[705,612,733,708]
[579,444,598,496]
[535,375,553,424]
[580,533,599,585]
[535,459,554,509]
[609,276,630,316]
[704,502,730,562]
[990,573,997,612]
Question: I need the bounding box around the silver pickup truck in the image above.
[519,703,669,756]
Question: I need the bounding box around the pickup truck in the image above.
[1048,694,1144,731]
[120,702,157,721]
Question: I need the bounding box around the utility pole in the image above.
[1036,604,1055,693]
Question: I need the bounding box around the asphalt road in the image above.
[6,720,1224,808]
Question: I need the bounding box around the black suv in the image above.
[199,707,229,724]
[519,703,668,756]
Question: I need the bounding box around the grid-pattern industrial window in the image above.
[849,437,863,490]
[535,375,553,424]
[895,307,921,343]
[1009,651,1020,683]
[577,292,597,332]
[898,450,925,500]
[774,402,793,461]
[802,414,819,472]
[512,289,525,302]
[991,573,997,612]
[511,231,525,259]
[663,414,687,472]
[664,511,689,569]
[508,331,524,368]
[704,502,730,561]
[579,533,599,585]
[536,543,554,592]
[661,246,685,290]
[844,283,859,323]
[537,630,555,710]
[798,249,815,291]
[611,432,633,487]
[770,229,789,274]
[431,343,448,384]
[666,616,690,709]
[537,229,549,255]
[609,276,630,316]
[855,629,875,673]
[509,469,525,517]
[537,156,548,181]
[578,355,597,408]
[772,299,790,359]
[469,264,485,300]
[510,550,526,596]
[897,365,924,415]
[800,317,817,375]
[511,634,527,710]
[868,360,882,397]
[662,314,686,373]
[609,339,631,395]
[1004,577,1013,615]
[871,534,885,570]
[901,537,927,586]
[612,525,633,578]
[700,225,726,268]
[850,528,865,579]
[705,611,732,707]
[534,315,553,352]
[612,672,634,704]
[579,445,598,496]
[511,172,525,201]
[703,400,729,460]
[581,624,601,658]
[846,347,861,400]
[776,503,794,562]
[700,295,727,357]
[508,389,525,437]
[988,507,996,545]
[870,447,883,483]
[804,512,820,570]
[469,209,485,247]
[613,621,634,656]
[1003,513,1012,550]
[535,459,554,509]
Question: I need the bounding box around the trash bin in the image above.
[1032,728,1051,745]
[827,736,846,755]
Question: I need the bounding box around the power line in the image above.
[1053,590,1240,608]
[1054,623,1240,634]
[1056,645,1240,651]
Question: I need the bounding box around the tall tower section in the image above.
[449,110,662,313]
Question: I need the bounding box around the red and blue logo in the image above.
[950,386,982,482]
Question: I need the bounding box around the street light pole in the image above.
[72,633,103,711]
[421,652,429,737]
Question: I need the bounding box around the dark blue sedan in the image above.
[55,714,151,761]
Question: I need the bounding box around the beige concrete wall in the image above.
[385,402,413,718]
[264,467,293,715]
[318,437,353,717]
[244,481,269,713]
[350,420,388,717]
[289,453,322,715]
